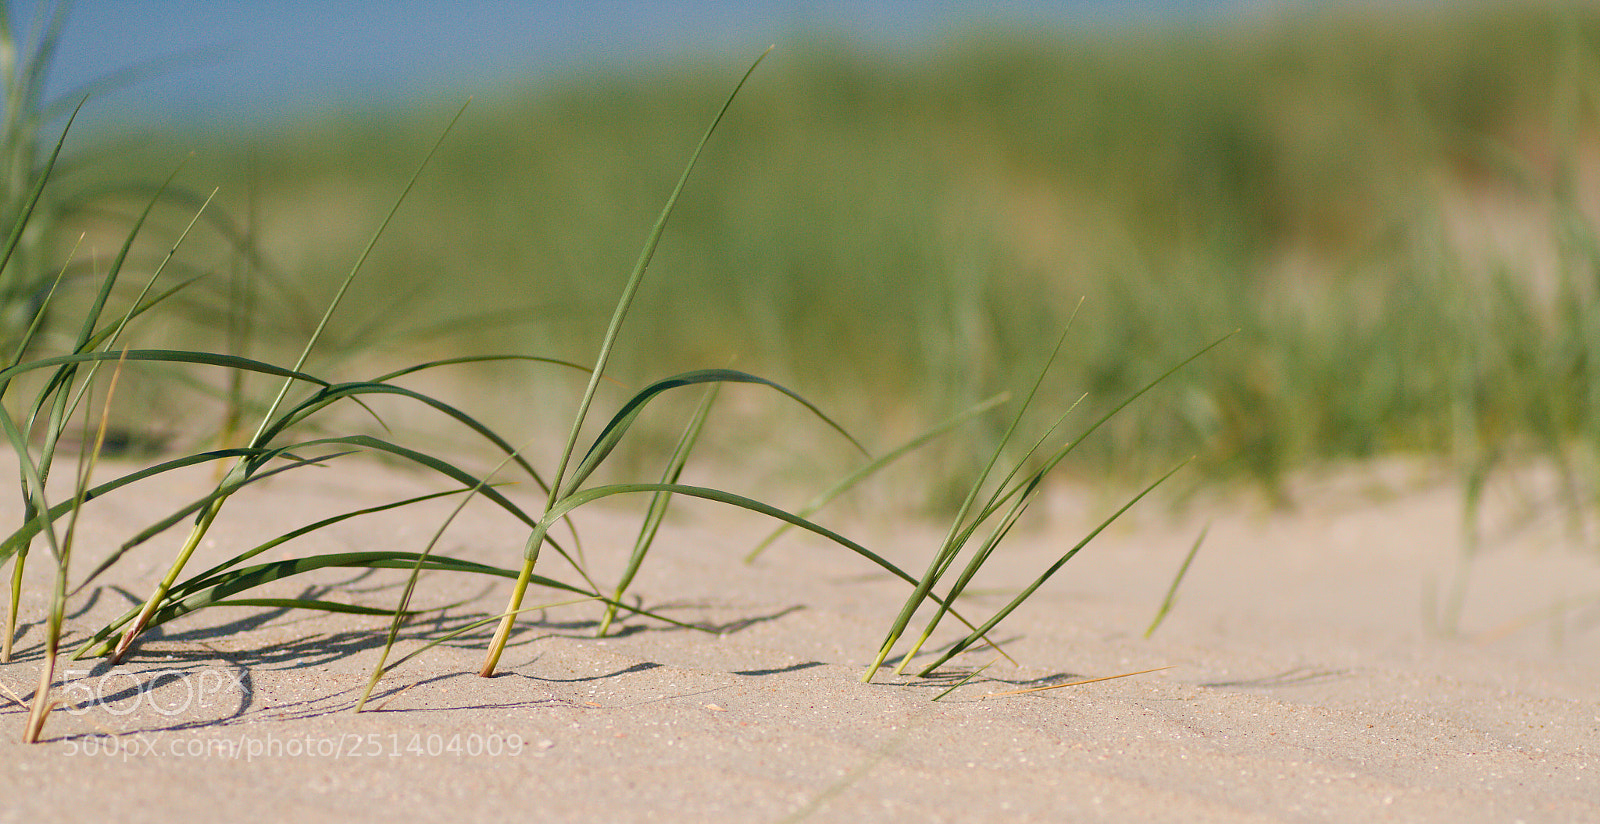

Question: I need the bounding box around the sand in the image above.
[0,453,1595,822]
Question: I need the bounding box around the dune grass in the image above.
[10,0,1599,743]
[94,3,1600,512]
[0,42,1217,741]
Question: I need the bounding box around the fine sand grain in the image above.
[1,455,1595,822]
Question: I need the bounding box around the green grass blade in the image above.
[358,449,517,711]
[256,380,549,493]
[367,598,601,686]
[0,96,79,285]
[1002,330,1237,503]
[483,48,772,679]
[71,451,352,589]
[0,448,268,565]
[79,192,217,361]
[0,247,72,662]
[108,100,471,661]
[78,549,698,662]
[597,383,719,637]
[268,434,597,592]
[158,488,476,602]
[545,47,773,511]
[370,353,594,384]
[879,329,1234,678]
[0,349,331,390]
[543,481,910,581]
[864,322,1076,681]
[0,382,67,662]
[532,481,1003,647]
[565,367,863,497]
[1145,524,1207,639]
[81,274,208,352]
[204,598,426,617]
[23,183,214,547]
[111,553,523,640]
[2,236,71,368]
[273,432,536,520]
[931,658,997,702]
[61,162,192,356]
[745,393,1008,563]
[37,264,215,474]
[18,169,198,484]
[0,397,64,563]
[74,550,517,659]
[895,472,1044,673]
[245,99,471,449]
[914,460,1189,676]
[877,400,1082,666]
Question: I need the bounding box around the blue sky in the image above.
[34,1,1270,131]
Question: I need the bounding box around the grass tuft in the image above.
[0,33,1240,742]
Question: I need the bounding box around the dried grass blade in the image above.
[985,666,1175,698]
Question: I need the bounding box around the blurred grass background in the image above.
[39,1,1600,507]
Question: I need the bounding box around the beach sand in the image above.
[1,454,1595,822]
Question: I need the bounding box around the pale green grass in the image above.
[105,4,1600,511]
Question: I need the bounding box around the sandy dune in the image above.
[1,454,1595,822]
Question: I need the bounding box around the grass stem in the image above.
[479,49,771,677]
[1145,524,1207,638]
